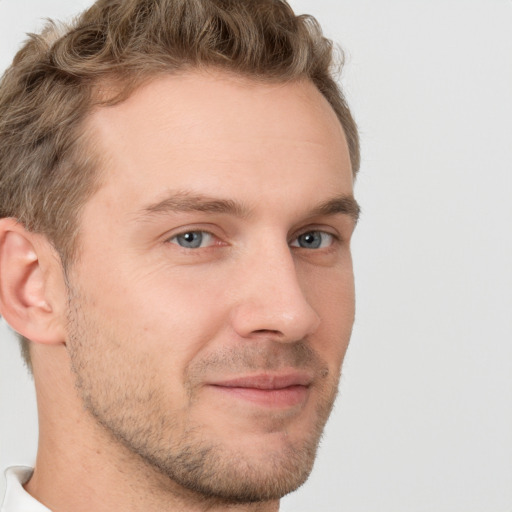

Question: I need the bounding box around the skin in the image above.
[0,70,357,512]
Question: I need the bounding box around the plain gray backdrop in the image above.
[1,1,511,511]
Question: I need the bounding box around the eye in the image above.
[169,231,214,249]
[290,231,334,249]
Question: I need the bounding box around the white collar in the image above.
[1,467,52,512]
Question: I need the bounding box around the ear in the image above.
[0,218,67,345]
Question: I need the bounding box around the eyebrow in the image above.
[137,191,360,223]
[139,192,251,219]
[310,196,361,223]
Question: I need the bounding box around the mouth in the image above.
[207,372,313,408]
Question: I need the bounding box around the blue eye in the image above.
[291,231,334,249]
[170,231,213,249]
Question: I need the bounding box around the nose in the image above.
[230,244,321,343]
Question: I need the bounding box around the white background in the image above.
[1,1,511,511]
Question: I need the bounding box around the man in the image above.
[0,0,360,510]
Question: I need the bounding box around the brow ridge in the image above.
[140,192,251,218]
[137,191,360,223]
[310,196,360,223]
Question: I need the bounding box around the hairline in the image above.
[65,67,357,264]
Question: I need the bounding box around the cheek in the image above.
[299,262,355,362]
[96,263,233,367]
[301,254,354,314]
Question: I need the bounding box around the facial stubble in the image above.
[66,290,342,504]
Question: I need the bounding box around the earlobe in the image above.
[0,218,66,345]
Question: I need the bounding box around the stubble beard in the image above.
[66,295,342,505]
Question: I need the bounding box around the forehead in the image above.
[83,70,353,213]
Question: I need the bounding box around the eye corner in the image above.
[167,230,215,249]
[290,230,337,250]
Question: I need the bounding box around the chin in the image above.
[150,433,320,503]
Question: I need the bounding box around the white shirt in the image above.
[1,467,51,512]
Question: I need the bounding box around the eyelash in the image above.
[167,229,339,250]
[168,231,217,249]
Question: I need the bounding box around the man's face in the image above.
[65,71,357,502]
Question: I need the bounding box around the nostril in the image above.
[252,329,281,336]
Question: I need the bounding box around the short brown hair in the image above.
[0,0,360,370]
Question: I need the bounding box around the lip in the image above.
[207,372,313,408]
[211,372,313,389]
